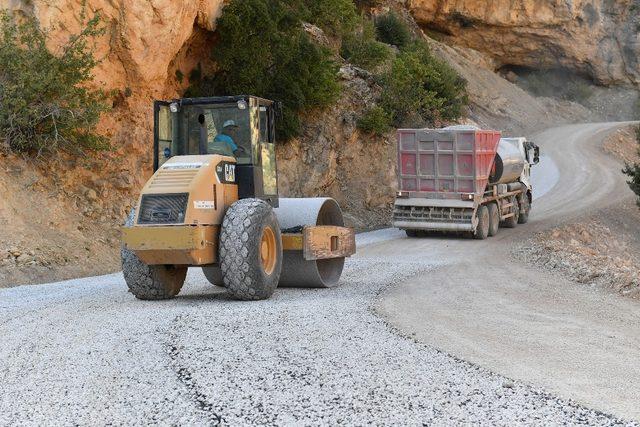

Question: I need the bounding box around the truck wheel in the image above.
[502,196,520,228]
[406,229,419,238]
[487,203,500,237]
[121,209,187,300]
[518,194,530,224]
[219,199,283,301]
[474,205,490,240]
[202,266,224,287]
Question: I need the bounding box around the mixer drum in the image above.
[490,138,526,185]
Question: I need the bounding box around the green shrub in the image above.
[380,41,468,127]
[623,126,640,207]
[175,69,184,84]
[357,106,392,135]
[375,11,411,49]
[0,12,110,154]
[191,0,340,140]
[341,18,391,70]
[300,0,359,35]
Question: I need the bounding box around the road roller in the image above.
[121,96,356,301]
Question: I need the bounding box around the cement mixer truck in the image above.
[392,127,540,239]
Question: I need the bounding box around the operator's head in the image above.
[223,120,238,133]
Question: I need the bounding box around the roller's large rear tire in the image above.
[219,199,282,301]
[473,205,490,240]
[121,209,187,300]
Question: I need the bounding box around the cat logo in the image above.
[224,164,236,182]
[216,162,237,184]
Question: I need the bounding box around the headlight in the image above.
[169,102,180,113]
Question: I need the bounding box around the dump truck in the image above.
[121,96,356,301]
[392,126,539,239]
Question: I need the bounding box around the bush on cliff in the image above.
[300,0,359,35]
[341,18,391,71]
[623,126,640,206]
[375,11,411,49]
[188,0,341,141]
[379,41,468,128]
[0,12,110,155]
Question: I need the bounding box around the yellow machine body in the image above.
[122,155,356,267]
[122,155,238,266]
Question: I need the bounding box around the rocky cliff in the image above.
[0,0,626,286]
[408,0,640,85]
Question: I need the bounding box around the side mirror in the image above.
[533,145,540,165]
[274,101,284,119]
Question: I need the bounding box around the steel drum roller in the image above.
[274,198,346,288]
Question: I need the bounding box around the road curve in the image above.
[376,122,640,421]
[0,123,637,425]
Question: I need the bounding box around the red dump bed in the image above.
[397,128,501,198]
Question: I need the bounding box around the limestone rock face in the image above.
[408,0,640,85]
[0,0,224,95]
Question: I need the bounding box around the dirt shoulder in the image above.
[517,125,640,299]
[0,152,133,287]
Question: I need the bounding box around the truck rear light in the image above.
[396,191,409,198]
[461,193,474,201]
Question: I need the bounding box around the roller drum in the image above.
[491,138,526,185]
[274,198,345,288]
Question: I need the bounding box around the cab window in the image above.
[186,104,251,164]
[259,106,277,196]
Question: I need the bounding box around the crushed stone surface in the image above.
[0,258,633,425]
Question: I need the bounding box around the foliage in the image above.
[623,126,640,206]
[357,106,392,135]
[300,0,359,35]
[0,11,110,155]
[341,18,391,70]
[375,11,411,49]
[190,0,340,140]
[379,42,468,127]
[175,69,184,84]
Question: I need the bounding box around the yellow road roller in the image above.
[121,96,356,300]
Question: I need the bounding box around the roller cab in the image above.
[121,96,355,301]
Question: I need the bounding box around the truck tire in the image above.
[474,205,490,240]
[502,196,520,228]
[121,209,187,300]
[487,203,500,237]
[219,199,283,301]
[202,266,224,287]
[406,229,419,238]
[518,194,530,224]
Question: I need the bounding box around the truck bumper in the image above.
[121,225,218,266]
[392,220,474,232]
[393,198,476,232]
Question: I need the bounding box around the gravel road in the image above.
[1,123,638,425]
[377,122,640,422]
